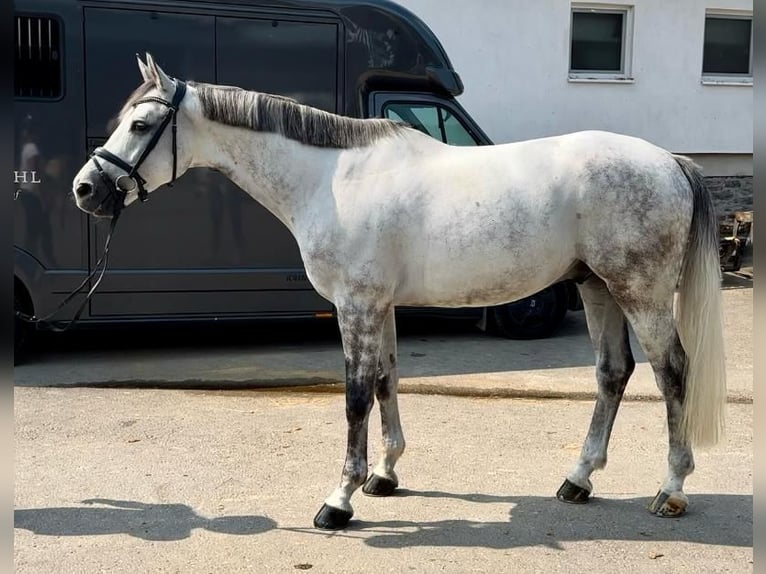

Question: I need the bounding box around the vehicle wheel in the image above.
[492,283,568,340]
[15,292,30,365]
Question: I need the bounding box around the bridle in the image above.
[90,78,187,213]
[15,79,187,332]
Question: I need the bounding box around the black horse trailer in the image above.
[14,0,579,360]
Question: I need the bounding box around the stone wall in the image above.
[705,176,753,216]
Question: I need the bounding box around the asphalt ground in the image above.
[14,269,752,572]
[15,275,753,405]
[14,390,752,573]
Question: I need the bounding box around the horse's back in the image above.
[316,130,694,308]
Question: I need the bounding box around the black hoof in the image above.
[556,479,591,504]
[362,474,398,497]
[313,504,353,530]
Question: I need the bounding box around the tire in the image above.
[492,283,568,340]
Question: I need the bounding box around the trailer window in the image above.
[14,15,62,99]
[383,103,477,146]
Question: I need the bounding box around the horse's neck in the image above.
[191,121,338,232]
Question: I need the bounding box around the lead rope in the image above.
[16,215,120,332]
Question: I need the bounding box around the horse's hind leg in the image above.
[617,301,694,517]
[363,308,405,497]
[313,300,389,530]
[557,276,635,503]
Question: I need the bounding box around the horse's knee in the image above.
[346,383,373,421]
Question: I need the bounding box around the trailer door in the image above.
[84,7,331,318]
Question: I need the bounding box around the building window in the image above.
[569,4,633,82]
[702,12,752,83]
[14,15,62,99]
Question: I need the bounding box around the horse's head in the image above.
[72,54,194,217]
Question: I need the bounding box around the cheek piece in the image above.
[90,78,187,215]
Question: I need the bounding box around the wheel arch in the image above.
[14,247,46,317]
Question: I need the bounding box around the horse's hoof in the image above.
[648,490,688,517]
[362,474,398,497]
[556,478,592,504]
[313,504,353,530]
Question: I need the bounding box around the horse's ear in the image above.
[136,54,151,82]
[144,52,175,94]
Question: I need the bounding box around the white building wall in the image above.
[397,0,753,165]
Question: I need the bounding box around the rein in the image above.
[15,216,120,332]
[16,80,187,332]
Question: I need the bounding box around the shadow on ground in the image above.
[340,491,752,550]
[16,493,751,549]
[14,499,276,541]
[721,272,754,290]
[18,314,614,385]
[18,266,750,378]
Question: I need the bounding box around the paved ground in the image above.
[15,274,753,404]
[14,389,752,573]
[15,271,752,572]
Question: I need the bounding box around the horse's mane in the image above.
[117,80,411,148]
[191,82,410,149]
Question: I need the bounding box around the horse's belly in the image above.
[387,190,578,306]
[395,242,575,308]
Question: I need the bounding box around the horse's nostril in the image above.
[75,182,92,199]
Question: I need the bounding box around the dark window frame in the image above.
[702,12,753,79]
[14,12,65,101]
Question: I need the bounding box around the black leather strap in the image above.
[92,147,134,175]
[89,79,187,202]
[91,155,128,215]
[16,215,120,332]
[169,81,186,184]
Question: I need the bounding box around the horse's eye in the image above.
[131,120,149,133]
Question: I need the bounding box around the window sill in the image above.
[701,77,752,87]
[568,76,635,84]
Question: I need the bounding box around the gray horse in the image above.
[72,54,726,530]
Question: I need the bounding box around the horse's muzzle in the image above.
[72,176,124,218]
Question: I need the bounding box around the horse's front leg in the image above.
[363,308,405,497]
[313,301,389,530]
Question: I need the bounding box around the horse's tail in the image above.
[673,154,726,447]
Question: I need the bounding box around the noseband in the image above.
[90,79,187,211]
